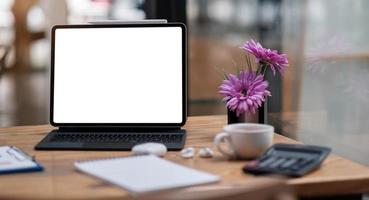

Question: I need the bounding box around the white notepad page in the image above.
[75,155,220,194]
[0,146,38,171]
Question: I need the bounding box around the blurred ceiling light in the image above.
[0,12,14,28]
[234,0,257,27]
[187,0,199,22]
[111,0,145,20]
[0,0,14,28]
[0,0,14,10]
[66,0,110,23]
[208,0,233,24]
[259,1,278,28]
[112,8,144,20]
[30,39,48,69]
[27,5,46,32]
[308,0,326,23]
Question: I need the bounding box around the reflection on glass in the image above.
[189,0,369,165]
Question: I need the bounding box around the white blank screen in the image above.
[53,27,183,123]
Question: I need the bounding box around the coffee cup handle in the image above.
[214,132,235,159]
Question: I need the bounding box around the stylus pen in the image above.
[88,19,168,25]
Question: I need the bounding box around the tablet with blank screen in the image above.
[35,23,187,150]
[51,23,186,126]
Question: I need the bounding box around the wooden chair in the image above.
[137,177,295,200]
[11,0,45,71]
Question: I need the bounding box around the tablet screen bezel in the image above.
[50,23,187,127]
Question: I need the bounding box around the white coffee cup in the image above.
[214,123,274,159]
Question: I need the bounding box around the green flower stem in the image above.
[262,64,268,76]
[256,64,266,76]
[256,65,262,75]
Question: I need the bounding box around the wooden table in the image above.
[1,115,369,199]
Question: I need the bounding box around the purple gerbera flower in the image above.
[241,39,289,76]
[219,71,271,116]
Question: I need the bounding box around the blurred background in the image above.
[1,0,369,166]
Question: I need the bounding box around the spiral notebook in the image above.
[74,155,220,194]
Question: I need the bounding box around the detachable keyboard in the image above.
[35,129,186,150]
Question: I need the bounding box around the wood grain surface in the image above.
[0,115,369,199]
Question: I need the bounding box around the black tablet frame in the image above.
[50,23,187,128]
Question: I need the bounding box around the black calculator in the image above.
[243,143,331,177]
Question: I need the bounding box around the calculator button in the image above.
[258,157,277,167]
[258,156,270,162]
[290,159,312,171]
[280,158,297,169]
[269,158,287,168]
[297,158,314,167]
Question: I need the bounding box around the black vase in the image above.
[227,99,267,124]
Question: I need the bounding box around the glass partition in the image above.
[188,0,369,165]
